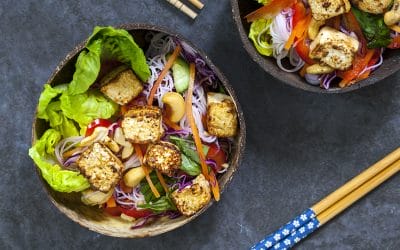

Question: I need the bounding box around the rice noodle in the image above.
[114,185,145,209]
[180,85,217,143]
[270,9,292,58]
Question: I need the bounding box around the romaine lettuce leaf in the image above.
[249,18,273,56]
[67,26,150,95]
[59,90,118,133]
[29,129,90,192]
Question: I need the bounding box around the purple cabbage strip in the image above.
[173,38,217,87]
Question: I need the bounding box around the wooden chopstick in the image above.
[165,0,198,19]
[251,148,400,250]
[317,159,400,225]
[188,0,204,9]
[312,147,400,214]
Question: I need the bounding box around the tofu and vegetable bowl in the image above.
[232,0,400,92]
[29,24,245,237]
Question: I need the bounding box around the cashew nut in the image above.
[123,166,146,188]
[113,127,133,159]
[384,0,400,26]
[308,18,325,40]
[121,141,134,159]
[162,92,185,123]
[102,136,120,153]
[113,127,126,145]
[80,127,108,147]
[81,189,113,206]
[306,64,335,75]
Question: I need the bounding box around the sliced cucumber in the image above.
[171,57,190,93]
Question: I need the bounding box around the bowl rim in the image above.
[31,23,246,238]
[230,0,398,94]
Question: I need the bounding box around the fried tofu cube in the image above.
[100,66,143,105]
[121,105,164,144]
[206,92,238,138]
[351,0,391,14]
[76,142,123,192]
[144,141,181,177]
[309,0,351,21]
[309,27,360,70]
[171,174,211,216]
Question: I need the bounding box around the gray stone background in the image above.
[1,0,399,249]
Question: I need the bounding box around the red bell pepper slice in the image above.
[85,118,112,137]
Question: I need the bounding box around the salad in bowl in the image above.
[243,0,400,90]
[29,24,245,237]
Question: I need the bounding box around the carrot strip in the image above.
[284,14,312,50]
[163,115,182,131]
[185,63,220,201]
[147,46,182,106]
[133,144,160,198]
[106,196,117,208]
[156,170,169,194]
[120,105,128,115]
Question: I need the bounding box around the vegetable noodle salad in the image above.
[29,26,239,227]
[247,0,400,89]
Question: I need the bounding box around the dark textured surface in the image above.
[0,0,399,249]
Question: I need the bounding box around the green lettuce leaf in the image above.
[59,90,118,133]
[249,18,273,56]
[67,39,102,95]
[67,26,150,95]
[351,7,391,48]
[29,129,90,192]
[37,84,65,120]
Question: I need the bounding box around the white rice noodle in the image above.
[180,85,217,143]
[143,54,175,108]
[270,9,292,58]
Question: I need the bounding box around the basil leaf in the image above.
[169,136,209,164]
[137,195,176,213]
[352,7,391,48]
[181,154,201,176]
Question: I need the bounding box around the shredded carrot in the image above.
[185,63,220,201]
[156,170,169,194]
[163,115,182,130]
[147,46,182,106]
[284,14,312,50]
[106,196,117,208]
[133,144,160,198]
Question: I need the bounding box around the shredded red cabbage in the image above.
[173,38,217,87]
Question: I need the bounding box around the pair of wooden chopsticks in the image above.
[252,148,400,250]
[165,0,204,19]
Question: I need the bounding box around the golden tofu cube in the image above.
[100,66,143,105]
[121,105,164,144]
[76,142,123,192]
[144,141,181,177]
[309,0,351,21]
[171,174,211,216]
[206,92,238,138]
